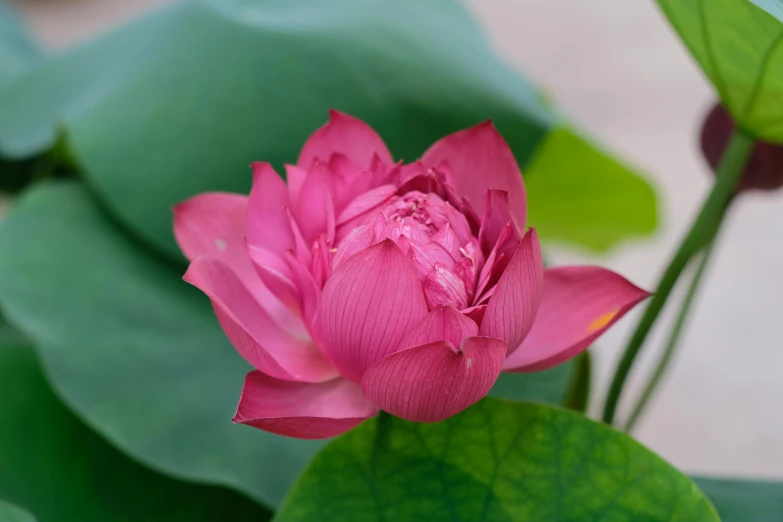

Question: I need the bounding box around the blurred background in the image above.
[4,0,782,483]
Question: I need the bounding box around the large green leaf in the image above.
[0,4,41,191]
[0,181,325,508]
[0,501,36,522]
[274,399,719,522]
[695,476,783,522]
[0,0,550,255]
[488,362,574,404]
[0,3,39,83]
[526,127,657,252]
[0,0,655,255]
[0,317,27,347]
[0,342,270,521]
[657,0,783,143]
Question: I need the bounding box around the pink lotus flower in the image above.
[174,111,649,439]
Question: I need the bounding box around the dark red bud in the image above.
[700,103,783,192]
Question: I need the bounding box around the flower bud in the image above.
[700,103,783,192]
[174,111,650,438]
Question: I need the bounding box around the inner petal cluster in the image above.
[334,189,483,310]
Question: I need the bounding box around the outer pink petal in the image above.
[478,228,543,354]
[372,157,404,186]
[296,161,336,246]
[284,251,320,327]
[475,223,515,302]
[246,244,300,314]
[173,192,248,262]
[184,257,338,383]
[328,154,374,214]
[397,160,425,185]
[332,224,374,270]
[246,167,304,313]
[287,207,312,267]
[398,306,478,349]
[503,266,650,372]
[318,240,428,382]
[246,166,299,310]
[247,162,294,254]
[478,189,522,253]
[361,337,507,423]
[173,192,304,335]
[310,233,333,289]
[234,372,377,439]
[298,110,394,170]
[284,164,307,209]
[421,121,526,229]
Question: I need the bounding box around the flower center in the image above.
[382,192,438,231]
[374,191,444,245]
[371,191,482,310]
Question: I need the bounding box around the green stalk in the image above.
[624,219,721,431]
[564,351,592,414]
[602,130,754,425]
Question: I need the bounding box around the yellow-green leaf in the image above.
[657,0,783,142]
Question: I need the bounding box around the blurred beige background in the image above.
[9,0,783,479]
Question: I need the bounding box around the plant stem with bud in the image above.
[602,130,754,426]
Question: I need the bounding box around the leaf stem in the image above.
[623,214,722,431]
[564,351,592,414]
[602,129,754,425]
